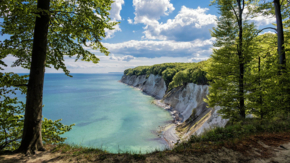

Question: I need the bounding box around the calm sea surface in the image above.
[16,73,172,153]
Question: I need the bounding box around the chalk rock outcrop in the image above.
[121,74,166,99]
[194,106,228,135]
[163,83,209,122]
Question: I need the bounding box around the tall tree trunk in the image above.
[237,0,245,118]
[17,0,50,155]
[273,0,288,114]
[273,0,286,72]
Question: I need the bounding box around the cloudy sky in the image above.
[2,0,276,74]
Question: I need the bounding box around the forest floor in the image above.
[0,132,290,163]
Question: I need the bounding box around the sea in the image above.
[15,73,172,153]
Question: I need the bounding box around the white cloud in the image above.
[127,18,133,24]
[130,2,216,41]
[109,54,135,62]
[105,24,122,39]
[243,5,276,26]
[105,0,124,39]
[132,0,175,24]
[1,54,209,74]
[58,55,193,73]
[188,57,209,62]
[102,38,215,58]
[249,15,276,26]
[143,6,217,41]
[110,0,124,21]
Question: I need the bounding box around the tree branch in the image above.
[50,11,76,14]
[12,39,33,48]
[0,137,22,150]
[230,3,240,25]
[256,27,278,35]
[13,84,28,87]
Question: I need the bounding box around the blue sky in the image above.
[2,0,276,73]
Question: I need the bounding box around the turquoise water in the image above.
[16,73,172,153]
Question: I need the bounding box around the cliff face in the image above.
[120,74,228,138]
[121,74,166,99]
[163,83,209,122]
[194,106,228,135]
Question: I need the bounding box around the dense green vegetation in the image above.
[0,73,74,151]
[206,0,290,121]
[124,61,209,90]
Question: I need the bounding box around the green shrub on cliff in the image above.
[123,61,210,90]
[162,68,178,86]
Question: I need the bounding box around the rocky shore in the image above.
[120,74,228,148]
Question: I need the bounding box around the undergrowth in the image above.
[173,114,290,153]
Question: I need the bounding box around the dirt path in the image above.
[250,141,290,163]
[0,151,66,163]
[1,140,289,163]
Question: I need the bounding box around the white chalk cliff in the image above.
[121,74,166,99]
[120,74,228,144]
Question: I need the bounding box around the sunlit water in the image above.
[16,73,172,153]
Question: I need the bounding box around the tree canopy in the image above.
[0,0,117,75]
[123,61,210,91]
[206,0,290,120]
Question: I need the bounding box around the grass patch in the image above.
[132,153,146,160]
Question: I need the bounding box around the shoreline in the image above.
[119,80,180,148]
[153,100,181,148]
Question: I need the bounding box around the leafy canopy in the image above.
[124,61,210,91]
[0,0,118,75]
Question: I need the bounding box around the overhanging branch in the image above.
[256,27,278,35]
[13,84,28,87]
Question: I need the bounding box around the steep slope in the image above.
[120,74,228,144]
[121,74,166,99]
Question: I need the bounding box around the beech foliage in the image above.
[206,0,290,120]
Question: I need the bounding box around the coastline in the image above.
[153,100,181,148]
[119,80,180,148]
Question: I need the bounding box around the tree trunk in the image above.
[16,0,50,155]
[273,0,286,72]
[237,0,245,118]
[273,0,289,114]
